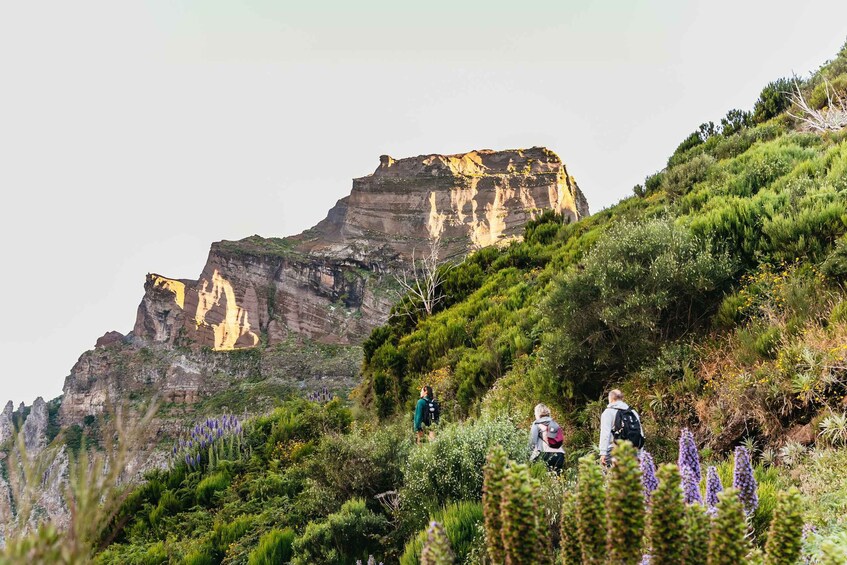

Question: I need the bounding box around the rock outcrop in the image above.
[130,147,587,351]
[0,402,13,446]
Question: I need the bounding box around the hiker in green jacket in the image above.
[414,385,440,443]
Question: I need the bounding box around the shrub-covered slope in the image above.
[87,39,847,565]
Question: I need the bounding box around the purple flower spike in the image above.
[678,428,702,484]
[733,446,758,515]
[681,465,703,505]
[705,466,723,511]
[639,451,659,502]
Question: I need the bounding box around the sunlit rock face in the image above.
[303,146,589,259]
[131,147,588,351]
[58,147,588,424]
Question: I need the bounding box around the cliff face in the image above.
[130,147,587,352]
[58,147,586,422]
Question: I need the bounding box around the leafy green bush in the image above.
[399,501,483,565]
[212,514,255,554]
[753,78,793,124]
[543,219,734,398]
[290,499,388,565]
[399,417,527,527]
[195,471,231,506]
[248,528,295,565]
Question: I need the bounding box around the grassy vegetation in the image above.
[8,36,847,565]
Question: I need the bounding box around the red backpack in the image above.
[541,420,564,449]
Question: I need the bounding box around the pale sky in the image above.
[1,1,845,406]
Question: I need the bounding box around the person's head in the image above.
[534,403,551,420]
[421,385,433,400]
[608,389,624,403]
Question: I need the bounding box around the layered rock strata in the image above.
[130,147,587,352]
[59,147,587,422]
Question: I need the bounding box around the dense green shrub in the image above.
[213,514,254,554]
[543,219,733,397]
[399,417,527,527]
[400,502,483,565]
[247,528,295,565]
[195,471,231,506]
[290,499,388,565]
[753,78,793,124]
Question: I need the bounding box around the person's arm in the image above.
[414,399,424,432]
[529,422,539,451]
[598,409,613,456]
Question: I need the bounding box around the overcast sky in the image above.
[1,1,845,406]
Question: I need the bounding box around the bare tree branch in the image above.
[392,235,460,320]
[787,78,847,132]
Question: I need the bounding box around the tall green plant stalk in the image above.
[708,488,748,565]
[2,401,158,562]
[763,487,803,565]
[607,441,645,564]
[649,464,686,565]
[501,463,546,565]
[482,444,508,564]
[683,503,710,565]
[560,491,582,565]
[576,455,606,565]
[421,520,455,565]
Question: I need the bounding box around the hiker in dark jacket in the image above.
[414,385,437,443]
[529,403,565,473]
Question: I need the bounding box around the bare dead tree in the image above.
[787,78,847,132]
[392,235,458,319]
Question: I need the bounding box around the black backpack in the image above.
[423,398,441,426]
[612,408,645,449]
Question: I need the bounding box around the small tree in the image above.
[787,78,847,132]
[393,235,457,319]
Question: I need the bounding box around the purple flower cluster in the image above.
[801,523,817,541]
[733,445,758,515]
[705,465,723,512]
[681,464,703,505]
[678,428,702,484]
[640,553,651,565]
[306,386,334,404]
[171,414,242,469]
[639,451,659,502]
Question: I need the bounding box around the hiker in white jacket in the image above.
[599,389,643,466]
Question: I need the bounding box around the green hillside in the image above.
[6,39,847,565]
